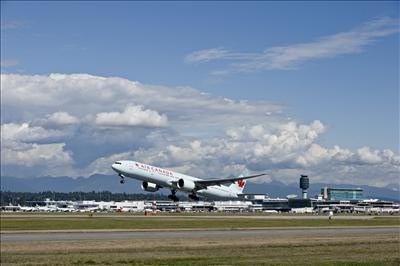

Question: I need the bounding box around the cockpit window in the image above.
[114,161,122,165]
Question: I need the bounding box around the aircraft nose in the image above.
[111,162,122,172]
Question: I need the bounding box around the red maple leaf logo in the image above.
[237,179,246,188]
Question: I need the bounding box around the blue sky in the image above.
[1,2,399,186]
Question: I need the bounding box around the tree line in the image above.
[0,191,174,206]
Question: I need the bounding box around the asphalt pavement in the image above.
[2,227,398,242]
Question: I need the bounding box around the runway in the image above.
[1,214,381,219]
[2,227,398,242]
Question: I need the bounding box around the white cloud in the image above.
[121,120,325,171]
[356,146,382,164]
[185,48,230,63]
[47,112,80,125]
[1,123,73,170]
[185,48,254,63]
[185,17,399,73]
[95,105,168,128]
[85,151,133,176]
[1,73,398,187]
[2,143,73,167]
[1,73,282,134]
[1,123,65,143]
[296,144,352,167]
[0,73,280,177]
[105,119,398,187]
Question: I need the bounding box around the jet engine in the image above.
[177,179,196,192]
[141,181,160,192]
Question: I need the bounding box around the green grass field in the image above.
[1,214,399,231]
[1,230,399,265]
[1,214,399,265]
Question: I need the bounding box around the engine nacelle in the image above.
[177,178,196,192]
[141,181,160,192]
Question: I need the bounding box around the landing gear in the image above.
[119,174,125,184]
[168,190,179,202]
[189,194,199,201]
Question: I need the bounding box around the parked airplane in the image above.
[111,161,266,201]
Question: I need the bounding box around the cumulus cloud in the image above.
[2,143,73,167]
[297,145,400,168]
[1,73,281,134]
[1,123,73,172]
[95,105,168,128]
[185,17,399,73]
[85,151,134,176]
[0,73,280,176]
[1,123,65,143]
[47,112,80,125]
[94,119,398,187]
[1,72,398,187]
[356,146,383,164]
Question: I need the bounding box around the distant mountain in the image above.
[385,183,400,192]
[1,175,399,201]
[1,175,143,194]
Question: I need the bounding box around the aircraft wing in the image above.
[194,173,267,189]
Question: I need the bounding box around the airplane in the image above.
[111,160,266,201]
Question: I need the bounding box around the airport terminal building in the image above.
[321,187,363,201]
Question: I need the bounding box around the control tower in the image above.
[299,175,309,199]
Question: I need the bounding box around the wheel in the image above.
[120,179,125,184]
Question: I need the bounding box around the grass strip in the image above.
[1,215,399,231]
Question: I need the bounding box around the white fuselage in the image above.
[111,160,238,198]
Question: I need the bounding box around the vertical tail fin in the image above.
[229,173,247,194]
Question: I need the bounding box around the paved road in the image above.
[2,227,398,242]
